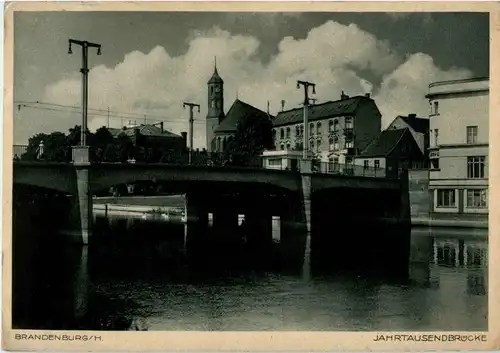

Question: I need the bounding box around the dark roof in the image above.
[215,99,273,133]
[208,65,223,84]
[397,115,429,134]
[272,96,370,127]
[359,128,409,158]
[108,124,182,139]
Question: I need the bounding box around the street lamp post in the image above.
[183,102,200,165]
[296,80,316,160]
[67,38,101,245]
[68,39,101,147]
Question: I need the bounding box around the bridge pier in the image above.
[300,160,312,233]
[66,147,92,245]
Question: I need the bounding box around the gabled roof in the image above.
[272,96,371,127]
[396,115,429,134]
[215,99,273,133]
[108,125,182,139]
[359,128,409,158]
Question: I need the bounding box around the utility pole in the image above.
[296,80,316,160]
[68,39,101,146]
[183,102,200,164]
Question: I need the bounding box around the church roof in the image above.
[215,99,273,133]
[358,128,409,158]
[272,96,371,127]
[208,64,223,84]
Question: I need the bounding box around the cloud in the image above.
[373,53,472,126]
[38,20,472,148]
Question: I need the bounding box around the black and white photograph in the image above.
[3,2,498,351]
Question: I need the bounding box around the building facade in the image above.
[354,128,425,179]
[426,77,489,215]
[386,113,430,168]
[272,93,381,165]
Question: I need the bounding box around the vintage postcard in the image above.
[2,1,500,351]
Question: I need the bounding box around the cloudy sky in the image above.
[14,11,489,148]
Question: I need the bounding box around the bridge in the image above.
[12,145,410,271]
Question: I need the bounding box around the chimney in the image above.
[281,100,286,112]
[365,93,371,98]
[408,113,416,119]
[181,131,187,146]
[160,122,164,133]
[341,91,349,100]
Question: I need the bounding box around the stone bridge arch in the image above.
[90,163,302,195]
[13,163,77,194]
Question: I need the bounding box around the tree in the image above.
[226,114,274,166]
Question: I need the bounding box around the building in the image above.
[205,62,274,153]
[206,62,225,152]
[213,99,274,153]
[425,77,489,215]
[386,113,430,168]
[108,121,187,152]
[271,92,382,165]
[354,128,425,178]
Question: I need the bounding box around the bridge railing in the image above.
[312,161,390,179]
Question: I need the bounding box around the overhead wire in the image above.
[14,101,207,126]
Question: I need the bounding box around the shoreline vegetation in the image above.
[93,195,488,230]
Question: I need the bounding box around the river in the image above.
[12,211,487,332]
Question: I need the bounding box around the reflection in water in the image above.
[12,207,488,331]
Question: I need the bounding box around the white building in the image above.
[425,77,489,215]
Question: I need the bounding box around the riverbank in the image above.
[94,196,488,231]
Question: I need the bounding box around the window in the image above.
[363,160,369,169]
[316,139,321,152]
[317,122,322,135]
[280,128,284,140]
[437,189,455,207]
[467,156,486,179]
[345,117,353,129]
[466,189,488,208]
[431,158,440,170]
[334,138,339,150]
[345,141,354,149]
[309,123,314,135]
[310,139,315,150]
[374,160,380,169]
[329,120,334,131]
[268,158,282,167]
[433,101,439,115]
[286,143,291,150]
[467,126,478,144]
[434,129,439,146]
[280,144,285,151]
[334,120,339,131]
[295,125,300,137]
[329,137,334,150]
[286,127,291,139]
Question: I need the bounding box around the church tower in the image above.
[206,58,224,152]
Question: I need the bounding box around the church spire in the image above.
[208,56,223,84]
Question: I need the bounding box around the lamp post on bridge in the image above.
[68,39,101,148]
[183,102,200,165]
[67,39,101,245]
[296,80,316,162]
